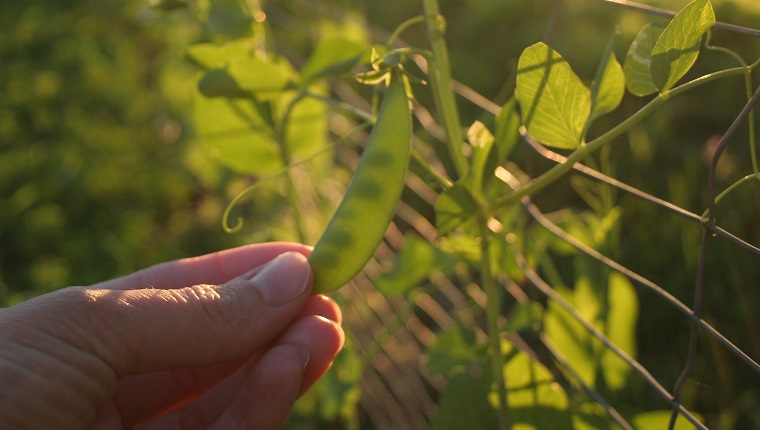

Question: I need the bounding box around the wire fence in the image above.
[331,1,760,428]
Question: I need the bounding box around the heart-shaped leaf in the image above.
[516,43,590,149]
[623,23,665,97]
[199,56,297,99]
[589,35,625,123]
[299,38,365,85]
[651,0,715,92]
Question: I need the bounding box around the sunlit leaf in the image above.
[505,343,574,429]
[651,0,715,92]
[589,35,625,123]
[544,284,598,386]
[462,121,495,198]
[505,301,543,333]
[633,411,704,430]
[281,91,326,157]
[186,40,252,70]
[436,233,482,264]
[431,342,573,429]
[198,69,251,98]
[602,272,638,390]
[375,234,456,297]
[199,56,297,99]
[544,264,637,391]
[194,94,281,174]
[572,402,621,429]
[623,23,664,96]
[300,38,365,85]
[516,42,590,149]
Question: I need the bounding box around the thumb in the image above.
[37,251,313,376]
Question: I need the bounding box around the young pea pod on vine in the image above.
[309,70,413,294]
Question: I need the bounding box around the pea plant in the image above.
[164,0,760,427]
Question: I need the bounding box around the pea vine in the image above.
[168,0,760,427]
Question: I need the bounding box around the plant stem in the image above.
[701,172,760,220]
[277,92,309,243]
[479,219,510,430]
[705,35,758,174]
[487,64,753,214]
[306,90,375,123]
[421,0,468,179]
[744,72,758,174]
[387,15,426,47]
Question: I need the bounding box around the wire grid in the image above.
[327,1,760,429]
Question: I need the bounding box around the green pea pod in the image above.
[309,74,412,294]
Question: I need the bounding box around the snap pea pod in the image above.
[309,75,412,294]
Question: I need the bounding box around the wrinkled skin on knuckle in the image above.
[174,284,249,327]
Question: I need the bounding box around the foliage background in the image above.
[2,0,760,428]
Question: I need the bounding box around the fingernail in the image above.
[282,343,310,371]
[252,252,311,307]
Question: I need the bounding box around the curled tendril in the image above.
[222,119,379,234]
[698,172,760,227]
[221,145,337,234]
[222,182,260,233]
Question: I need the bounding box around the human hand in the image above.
[0,242,344,429]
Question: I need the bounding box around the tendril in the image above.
[221,117,374,234]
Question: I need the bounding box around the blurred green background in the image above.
[0,0,233,303]
[2,0,760,427]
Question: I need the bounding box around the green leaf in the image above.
[492,97,521,167]
[299,38,365,85]
[150,0,188,11]
[186,40,252,70]
[602,272,638,390]
[572,402,621,430]
[431,343,573,429]
[632,411,704,430]
[544,266,638,391]
[431,370,499,430]
[589,35,625,123]
[516,42,590,149]
[461,121,495,198]
[193,94,281,174]
[279,90,326,157]
[207,0,254,39]
[198,69,251,98]
[426,325,486,377]
[544,284,598,386]
[623,23,664,96]
[199,56,296,99]
[434,183,480,236]
[505,343,573,428]
[436,233,482,264]
[375,234,455,297]
[505,301,543,333]
[311,338,363,421]
[651,0,715,92]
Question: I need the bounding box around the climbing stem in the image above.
[277,91,309,243]
[487,64,754,215]
[479,217,510,430]
[421,0,468,179]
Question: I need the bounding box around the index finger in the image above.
[93,242,313,291]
